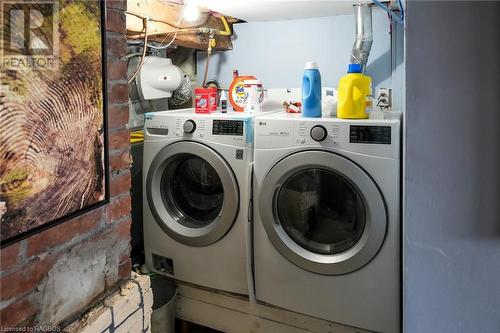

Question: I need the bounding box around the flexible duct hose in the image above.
[350,4,373,73]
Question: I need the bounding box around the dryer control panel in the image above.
[254,113,401,160]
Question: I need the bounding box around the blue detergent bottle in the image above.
[302,61,322,118]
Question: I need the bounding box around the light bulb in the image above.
[183,4,200,22]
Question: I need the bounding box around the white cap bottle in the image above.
[305,61,319,69]
[220,90,228,113]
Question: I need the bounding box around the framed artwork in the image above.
[0,0,108,246]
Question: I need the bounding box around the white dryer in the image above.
[143,108,276,295]
[253,112,401,332]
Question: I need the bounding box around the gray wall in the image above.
[197,9,393,93]
[405,2,500,332]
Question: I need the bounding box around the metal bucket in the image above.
[151,276,177,333]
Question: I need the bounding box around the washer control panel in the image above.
[212,120,244,136]
[144,112,253,147]
[349,125,391,144]
[310,125,328,142]
[183,119,196,134]
[174,117,206,138]
[294,122,340,147]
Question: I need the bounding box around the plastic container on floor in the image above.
[151,276,177,333]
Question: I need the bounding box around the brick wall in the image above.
[63,273,152,333]
[0,0,132,328]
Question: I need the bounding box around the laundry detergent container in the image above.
[337,64,371,119]
[302,61,322,118]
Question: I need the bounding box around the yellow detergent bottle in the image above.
[337,63,371,119]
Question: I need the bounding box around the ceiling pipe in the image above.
[350,3,373,73]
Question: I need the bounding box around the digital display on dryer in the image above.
[350,125,391,144]
[212,120,244,136]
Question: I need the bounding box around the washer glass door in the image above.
[165,156,224,228]
[277,168,365,255]
[147,141,239,247]
[259,150,387,275]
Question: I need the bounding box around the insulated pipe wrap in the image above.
[351,4,373,72]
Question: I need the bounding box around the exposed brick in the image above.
[106,9,126,34]
[84,222,115,245]
[118,257,131,280]
[106,0,127,11]
[62,305,112,333]
[106,33,127,58]
[118,251,130,265]
[109,128,130,151]
[108,83,129,105]
[107,195,132,222]
[109,150,132,172]
[63,275,151,332]
[115,217,132,239]
[0,298,38,328]
[107,59,127,82]
[0,0,133,318]
[109,171,131,197]
[107,104,129,129]
[0,242,20,271]
[26,209,101,258]
[0,255,58,301]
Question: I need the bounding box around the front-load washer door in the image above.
[147,141,239,247]
[259,150,387,275]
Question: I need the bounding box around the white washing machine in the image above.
[253,112,401,332]
[143,108,277,295]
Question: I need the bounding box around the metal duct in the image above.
[350,4,373,72]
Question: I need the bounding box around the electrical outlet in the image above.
[375,88,392,110]
[152,253,174,275]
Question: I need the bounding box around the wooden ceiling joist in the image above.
[126,0,234,51]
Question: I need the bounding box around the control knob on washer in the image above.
[310,125,327,142]
[183,120,196,134]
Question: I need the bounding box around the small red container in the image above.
[195,87,217,113]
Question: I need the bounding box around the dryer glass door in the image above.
[147,141,239,247]
[276,168,365,255]
[259,150,387,275]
